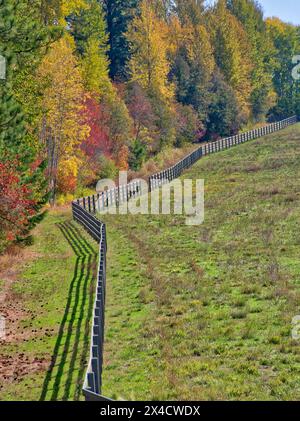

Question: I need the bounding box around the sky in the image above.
[259,0,300,25]
[205,0,300,26]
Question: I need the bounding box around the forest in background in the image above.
[1,0,300,250]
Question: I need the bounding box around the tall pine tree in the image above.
[102,0,140,81]
[0,0,24,154]
[0,0,59,156]
[0,0,59,238]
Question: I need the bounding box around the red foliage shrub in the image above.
[0,160,36,241]
[81,96,113,162]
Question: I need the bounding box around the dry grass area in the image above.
[128,121,270,182]
[129,143,199,181]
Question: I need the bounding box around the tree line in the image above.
[1,0,300,249]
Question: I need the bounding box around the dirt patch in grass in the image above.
[0,246,39,348]
[0,354,48,385]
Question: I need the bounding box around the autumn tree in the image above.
[68,0,112,97]
[227,0,276,120]
[266,18,300,120]
[125,82,156,142]
[127,0,173,100]
[0,159,36,248]
[125,81,156,169]
[41,0,88,24]
[149,0,173,20]
[81,96,112,161]
[174,103,200,147]
[127,0,177,149]
[102,92,133,170]
[169,11,215,124]
[175,0,205,26]
[209,0,253,121]
[38,36,90,202]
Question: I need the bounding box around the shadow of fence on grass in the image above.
[39,221,97,401]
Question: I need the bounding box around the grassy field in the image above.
[101,124,300,400]
[0,209,98,401]
[0,124,299,401]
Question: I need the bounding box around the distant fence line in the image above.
[149,115,297,190]
[76,116,297,213]
[72,115,297,401]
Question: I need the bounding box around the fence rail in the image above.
[72,202,110,401]
[72,115,297,401]
[76,180,144,214]
[149,115,297,189]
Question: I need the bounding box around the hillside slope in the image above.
[102,124,300,400]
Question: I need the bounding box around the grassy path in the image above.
[101,124,300,400]
[0,211,98,401]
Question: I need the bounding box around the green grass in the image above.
[0,210,98,401]
[1,124,300,401]
[101,124,300,400]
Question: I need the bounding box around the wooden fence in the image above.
[72,202,109,401]
[72,115,298,401]
[75,180,144,213]
[149,115,297,189]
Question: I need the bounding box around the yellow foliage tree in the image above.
[82,37,112,97]
[209,0,253,120]
[38,35,90,203]
[41,0,88,24]
[169,15,215,87]
[60,0,88,22]
[57,156,82,194]
[127,0,174,101]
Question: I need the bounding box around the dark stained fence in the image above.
[75,116,297,217]
[82,222,108,400]
[72,202,102,242]
[149,116,298,190]
[75,180,144,216]
[72,115,298,401]
[72,203,110,401]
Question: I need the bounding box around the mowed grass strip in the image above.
[102,124,300,400]
[0,210,98,401]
